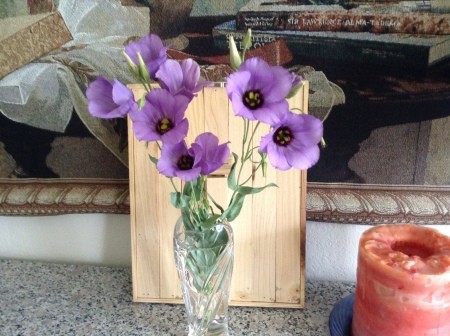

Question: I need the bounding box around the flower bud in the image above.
[242,29,252,50]
[137,52,151,84]
[228,36,242,71]
[258,150,268,177]
[123,51,139,79]
[138,96,146,110]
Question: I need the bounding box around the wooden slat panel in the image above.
[128,83,308,308]
[275,167,302,304]
[227,101,255,303]
[129,85,160,299]
[249,121,277,303]
[203,86,230,214]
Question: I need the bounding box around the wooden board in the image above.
[128,82,308,308]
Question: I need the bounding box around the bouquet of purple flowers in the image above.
[86,32,323,231]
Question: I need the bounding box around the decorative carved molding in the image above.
[1,179,449,225]
[306,183,450,225]
[0,179,129,215]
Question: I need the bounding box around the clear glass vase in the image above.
[173,217,234,336]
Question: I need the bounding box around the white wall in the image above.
[0,214,131,267]
[0,215,449,282]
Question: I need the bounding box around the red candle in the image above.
[352,224,450,336]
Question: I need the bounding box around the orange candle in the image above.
[352,224,450,336]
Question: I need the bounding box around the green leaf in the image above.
[223,192,247,222]
[183,178,204,201]
[170,192,190,209]
[286,82,303,99]
[208,193,225,213]
[202,214,221,229]
[148,153,158,165]
[236,182,277,195]
[227,153,239,191]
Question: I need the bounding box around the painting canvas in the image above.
[0,0,449,223]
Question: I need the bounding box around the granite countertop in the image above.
[0,260,354,336]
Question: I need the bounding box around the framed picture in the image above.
[1,0,449,225]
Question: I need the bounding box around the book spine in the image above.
[236,11,450,35]
[212,25,432,70]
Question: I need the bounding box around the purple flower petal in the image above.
[225,57,295,125]
[124,34,168,79]
[239,57,271,80]
[157,142,187,177]
[180,59,200,90]
[229,92,256,121]
[226,71,250,99]
[289,114,324,146]
[157,59,211,101]
[161,118,189,144]
[285,143,320,170]
[87,76,136,119]
[263,66,294,102]
[157,141,202,181]
[259,112,323,170]
[156,60,183,93]
[191,132,230,175]
[252,100,289,125]
[129,88,189,144]
[175,167,202,182]
[263,140,291,171]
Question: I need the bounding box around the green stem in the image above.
[241,161,263,186]
[241,119,250,163]
[142,80,152,93]
[228,121,261,207]
[169,178,179,193]
[244,122,260,161]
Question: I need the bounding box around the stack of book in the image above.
[212,0,450,70]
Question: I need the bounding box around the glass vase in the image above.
[173,217,234,336]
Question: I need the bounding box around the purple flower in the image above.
[124,34,168,80]
[129,89,189,144]
[260,112,323,171]
[157,132,229,181]
[87,76,137,119]
[156,59,212,101]
[190,133,230,175]
[226,57,293,125]
[157,141,202,181]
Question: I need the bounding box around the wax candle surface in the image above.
[352,224,450,336]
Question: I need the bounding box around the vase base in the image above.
[188,320,229,336]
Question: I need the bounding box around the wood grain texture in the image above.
[129,83,308,308]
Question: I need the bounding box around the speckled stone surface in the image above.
[0,260,354,335]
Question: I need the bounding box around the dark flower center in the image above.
[177,154,194,171]
[156,117,173,135]
[243,90,264,110]
[273,127,293,147]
